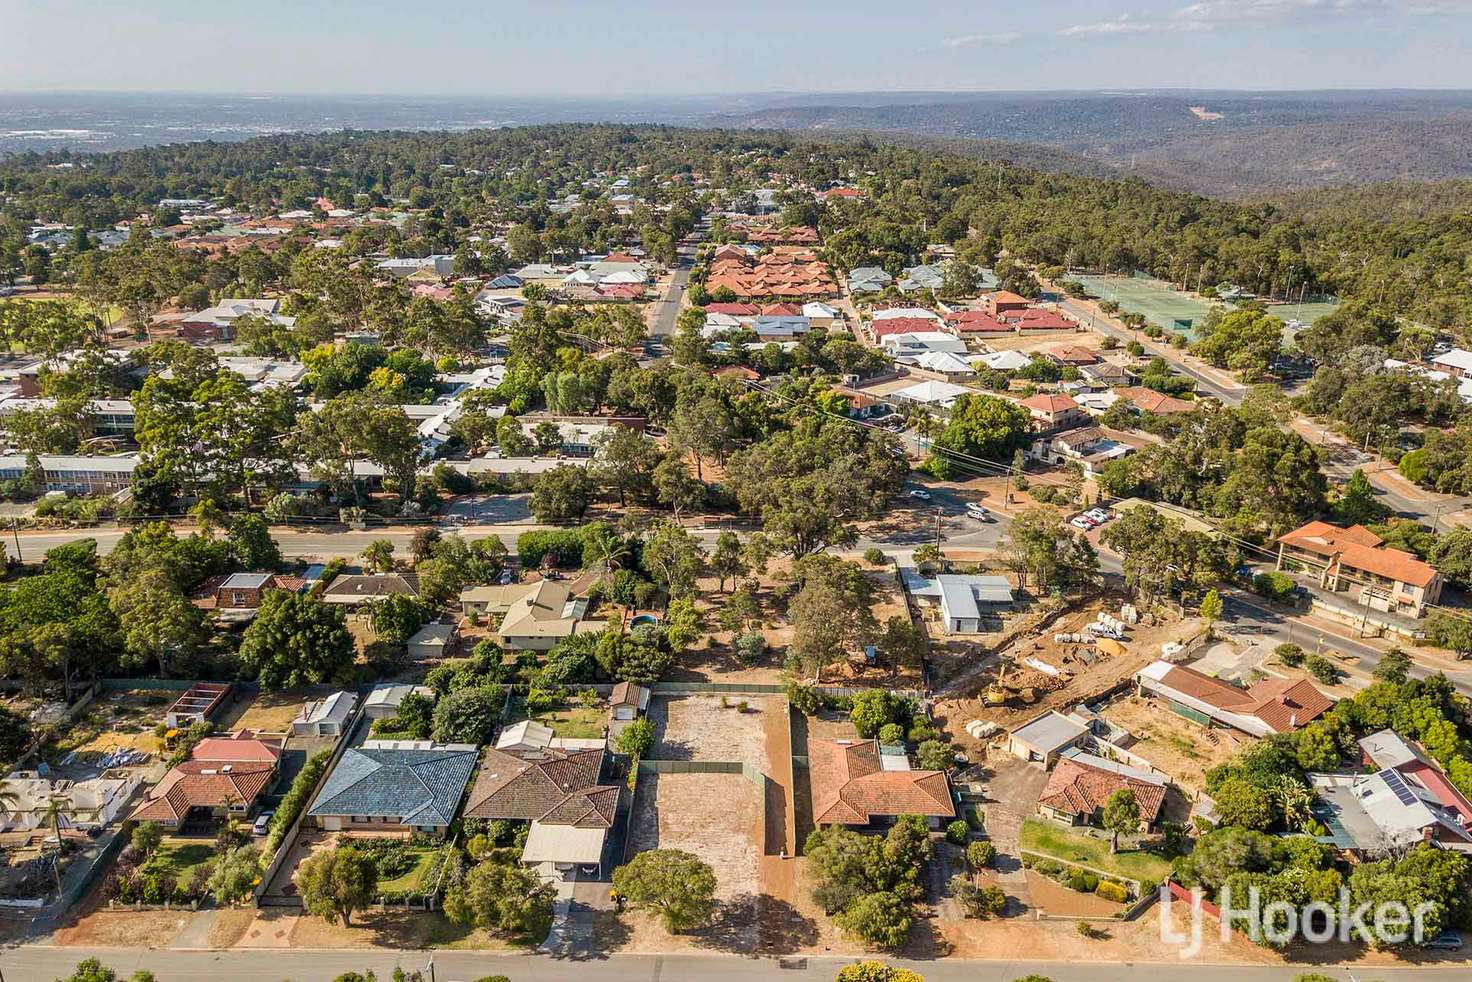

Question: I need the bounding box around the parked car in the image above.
[908,489,932,501]
[1085,508,1112,524]
[1428,930,1463,951]
[252,810,275,836]
[1069,516,1095,531]
[965,503,992,521]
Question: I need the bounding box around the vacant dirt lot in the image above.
[628,771,760,900]
[648,695,772,767]
[219,689,310,733]
[53,908,191,947]
[1099,694,1245,792]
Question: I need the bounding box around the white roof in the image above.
[891,379,972,405]
[803,302,839,318]
[1010,710,1089,753]
[407,623,455,647]
[881,331,967,354]
[496,719,554,751]
[873,307,942,322]
[1431,349,1472,373]
[296,690,356,727]
[975,350,1032,372]
[913,352,973,375]
[364,683,434,710]
[521,821,607,865]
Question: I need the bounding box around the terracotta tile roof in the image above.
[131,760,275,822]
[464,747,618,828]
[870,317,943,338]
[1022,393,1080,413]
[1278,521,1437,588]
[1244,677,1335,732]
[192,731,282,764]
[704,302,760,316]
[1151,662,1331,732]
[1279,521,1383,554]
[1038,758,1166,821]
[945,311,1012,333]
[1048,345,1099,365]
[1007,308,1073,330]
[1117,387,1196,414]
[989,290,1030,307]
[808,739,954,826]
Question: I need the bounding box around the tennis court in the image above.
[1073,273,1223,339]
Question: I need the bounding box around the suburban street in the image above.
[9,944,1472,982]
[648,248,694,338]
[1052,292,1472,531]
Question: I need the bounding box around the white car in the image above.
[1085,508,1112,524]
[1070,516,1095,531]
[965,503,992,522]
[908,489,932,501]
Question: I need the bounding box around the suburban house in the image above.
[1005,711,1092,767]
[307,740,479,836]
[406,622,456,661]
[191,571,306,621]
[0,769,145,833]
[462,738,620,879]
[945,310,1013,335]
[179,299,292,342]
[1080,362,1137,388]
[973,349,1032,372]
[808,738,955,828]
[132,731,282,830]
[901,568,1014,635]
[1430,348,1472,379]
[889,379,972,411]
[1116,387,1196,415]
[321,572,420,606]
[1046,345,1100,367]
[1276,521,1443,617]
[363,683,435,720]
[983,291,1031,317]
[1135,660,1333,737]
[1311,729,1472,853]
[847,266,893,294]
[292,691,358,737]
[1028,426,1135,478]
[1019,393,1089,431]
[1037,748,1167,830]
[463,579,606,651]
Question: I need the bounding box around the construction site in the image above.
[932,592,1206,757]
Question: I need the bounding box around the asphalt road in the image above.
[1052,293,1468,530]
[10,945,1471,982]
[649,259,693,338]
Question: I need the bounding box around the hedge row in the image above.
[264,748,334,857]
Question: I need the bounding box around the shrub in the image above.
[1068,871,1099,893]
[966,841,996,869]
[785,682,820,717]
[877,723,904,746]
[1304,653,1342,685]
[734,631,766,665]
[1095,880,1130,903]
[265,748,333,856]
[863,547,886,566]
[1274,642,1305,667]
[945,820,969,845]
[1252,571,1298,604]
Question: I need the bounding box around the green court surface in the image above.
[1073,273,1222,339]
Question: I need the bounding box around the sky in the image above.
[3,0,1472,95]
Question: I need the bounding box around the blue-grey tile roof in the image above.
[308,744,478,827]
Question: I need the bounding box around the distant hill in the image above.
[710,90,1472,198]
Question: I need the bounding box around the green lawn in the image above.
[532,704,606,739]
[377,847,439,894]
[150,838,218,890]
[1019,819,1172,885]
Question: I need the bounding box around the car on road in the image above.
[1084,508,1113,524]
[1070,516,1096,531]
[252,810,275,836]
[908,489,932,501]
[965,503,993,521]
[1428,930,1463,951]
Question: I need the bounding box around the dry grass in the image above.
[220,689,308,734]
[1099,694,1245,792]
[206,908,258,949]
[649,695,772,766]
[628,772,761,901]
[54,909,191,947]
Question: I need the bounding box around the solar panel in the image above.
[1380,769,1418,806]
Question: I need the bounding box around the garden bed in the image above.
[1018,819,1171,887]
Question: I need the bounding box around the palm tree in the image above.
[39,795,75,897]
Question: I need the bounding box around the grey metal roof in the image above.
[221,572,272,590]
[1010,711,1088,753]
[308,744,477,827]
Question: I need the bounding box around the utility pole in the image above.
[9,516,19,565]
